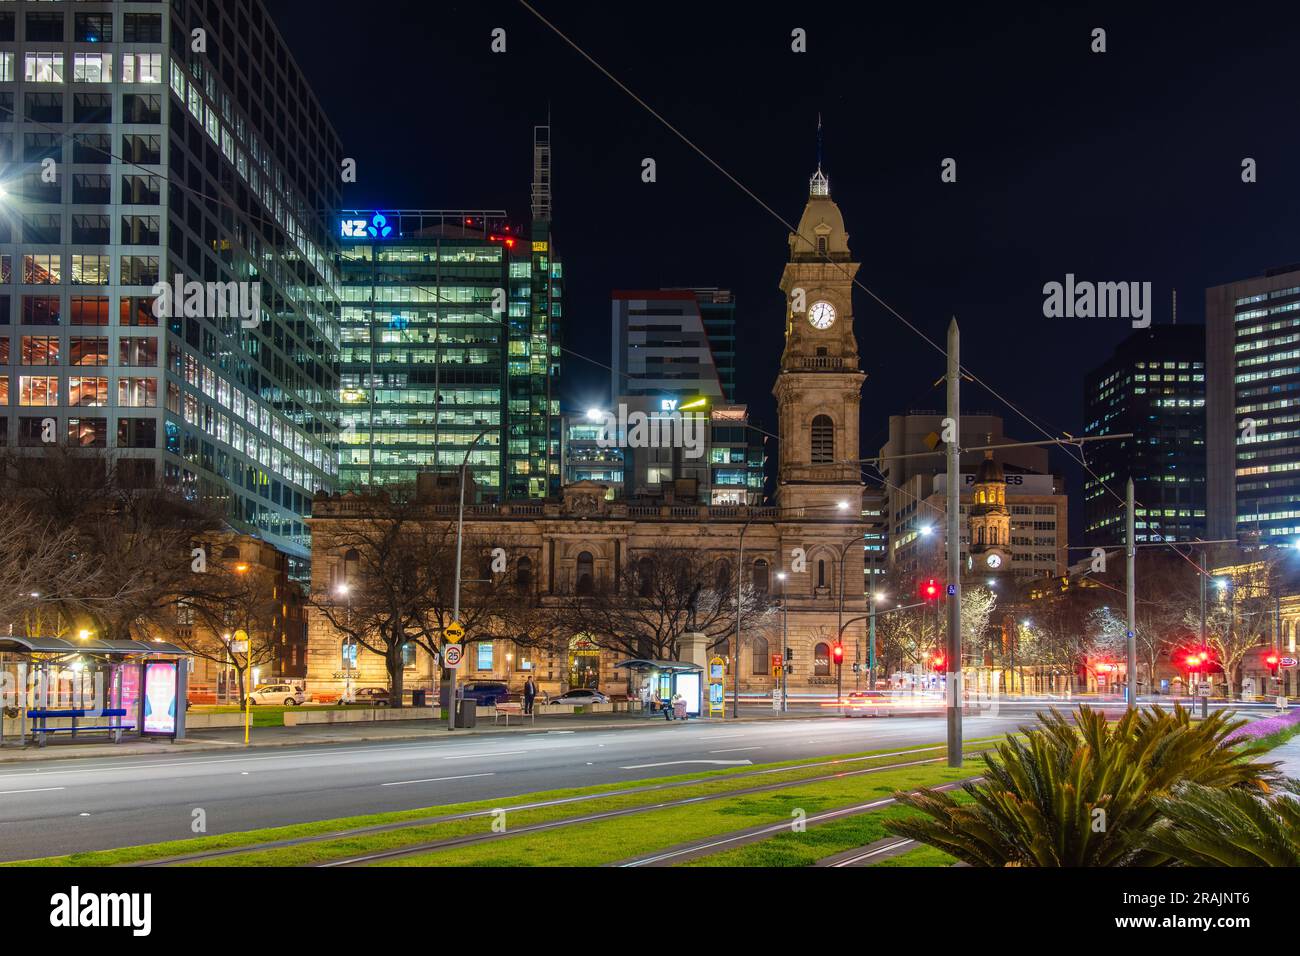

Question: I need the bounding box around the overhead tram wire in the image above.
[515,0,1224,569]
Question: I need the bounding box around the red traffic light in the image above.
[1185,654,1201,668]
[930,653,946,670]
[922,578,940,602]
[832,644,844,662]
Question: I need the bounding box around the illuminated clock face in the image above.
[986,553,1003,569]
[808,301,836,329]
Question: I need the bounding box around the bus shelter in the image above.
[0,636,190,747]
[615,659,705,717]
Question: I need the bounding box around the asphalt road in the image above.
[0,712,1030,862]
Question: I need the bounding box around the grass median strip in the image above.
[4,740,994,867]
[370,759,982,867]
[871,844,956,867]
[677,790,975,867]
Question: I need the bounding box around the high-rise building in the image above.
[335,209,513,496]
[609,288,764,503]
[1207,267,1300,546]
[334,199,562,499]
[1082,325,1207,546]
[0,1,343,579]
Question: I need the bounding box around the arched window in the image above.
[977,525,985,545]
[752,558,769,594]
[515,556,533,591]
[714,559,731,594]
[637,557,655,597]
[817,559,826,588]
[715,638,729,659]
[576,551,595,596]
[811,415,834,464]
[221,545,240,559]
[751,635,769,675]
[814,642,831,677]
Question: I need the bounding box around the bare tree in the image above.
[544,542,770,662]
[164,550,285,702]
[1191,553,1281,698]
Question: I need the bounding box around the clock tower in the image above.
[968,452,1012,574]
[774,165,867,515]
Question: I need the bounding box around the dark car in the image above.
[350,686,390,707]
[459,681,512,706]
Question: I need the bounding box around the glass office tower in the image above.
[0,0,342,579]
[336,209,560,499]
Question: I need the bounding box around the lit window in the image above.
[24,53,64,84]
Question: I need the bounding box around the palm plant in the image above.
[884,705,1280,866]
[1145,781,1300,866]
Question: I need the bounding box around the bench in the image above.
[493,702,534,726]
[27,708,134,747]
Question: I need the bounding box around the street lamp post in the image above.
[777,571,789,712]
[335,583,353,704]
[448,426,493,731]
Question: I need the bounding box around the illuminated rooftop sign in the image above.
[340,212,393,239]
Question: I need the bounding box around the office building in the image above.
[609,288,764,503]
[1082,325,1207,546]
[1207,267,1300,545]
[0,0,343,578]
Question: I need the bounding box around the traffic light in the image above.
[930,652,946,670]
[832,644,844,666]
[1266,653,1280,676]
[921,578,940,603]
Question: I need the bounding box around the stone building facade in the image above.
[305,167,871,701]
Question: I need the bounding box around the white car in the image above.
[551,689,609,706]
[245,683,305,706]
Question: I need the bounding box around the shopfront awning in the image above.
[614,658,704,672]
[0,636,189,656]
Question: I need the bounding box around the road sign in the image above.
[1282,657,1298,668]
[444,622,465,644]
[946,584,956,596]
[443,644,463,667]
[1197,681,1212,695]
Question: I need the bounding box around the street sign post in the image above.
[444,622,465,644]
[443,644,463,668]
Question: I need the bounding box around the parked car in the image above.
[550,689,609,706]
[459,681,512,707]
[347,687,390,707]
[245,683,305,706]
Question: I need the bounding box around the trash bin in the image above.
[411,689,426,708]
[456,698,477,728]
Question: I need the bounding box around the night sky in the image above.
[268,0,1300,532]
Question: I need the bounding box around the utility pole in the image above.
[1125,478,1137,706]
[448,427,492,731]
[945,319,962,768]
[868,591,877,690]
[779,572,789,712]
[733,521,747,719]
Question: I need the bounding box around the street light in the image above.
[449,425,494,731]
[776,571,788,712]
[334,582,354,704]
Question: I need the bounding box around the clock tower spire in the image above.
[774,158,867,514]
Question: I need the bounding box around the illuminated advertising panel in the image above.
[142,661,178,736]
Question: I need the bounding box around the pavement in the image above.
[0,709,1031,862]
[1269,735,1300,779]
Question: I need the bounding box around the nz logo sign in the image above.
[341,212,393,239]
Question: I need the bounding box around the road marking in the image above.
[620,759,753,769]
[441,750,528,761]
[698,733,744,741]
[830,839,914,867]
[382,773,495,787]
[709,747,762,754]
[0,786,64,795]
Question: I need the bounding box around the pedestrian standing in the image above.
[523,675,537,715]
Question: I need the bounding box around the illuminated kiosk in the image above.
[615,659,705,718]
[0,637,190,747]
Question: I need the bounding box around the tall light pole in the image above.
[1125,477,1137,706]
[335,582,353,704]
[777,571,789,712]
[944,319,963,767]
[448,426,493,731]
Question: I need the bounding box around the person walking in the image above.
[523,675,537,715]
